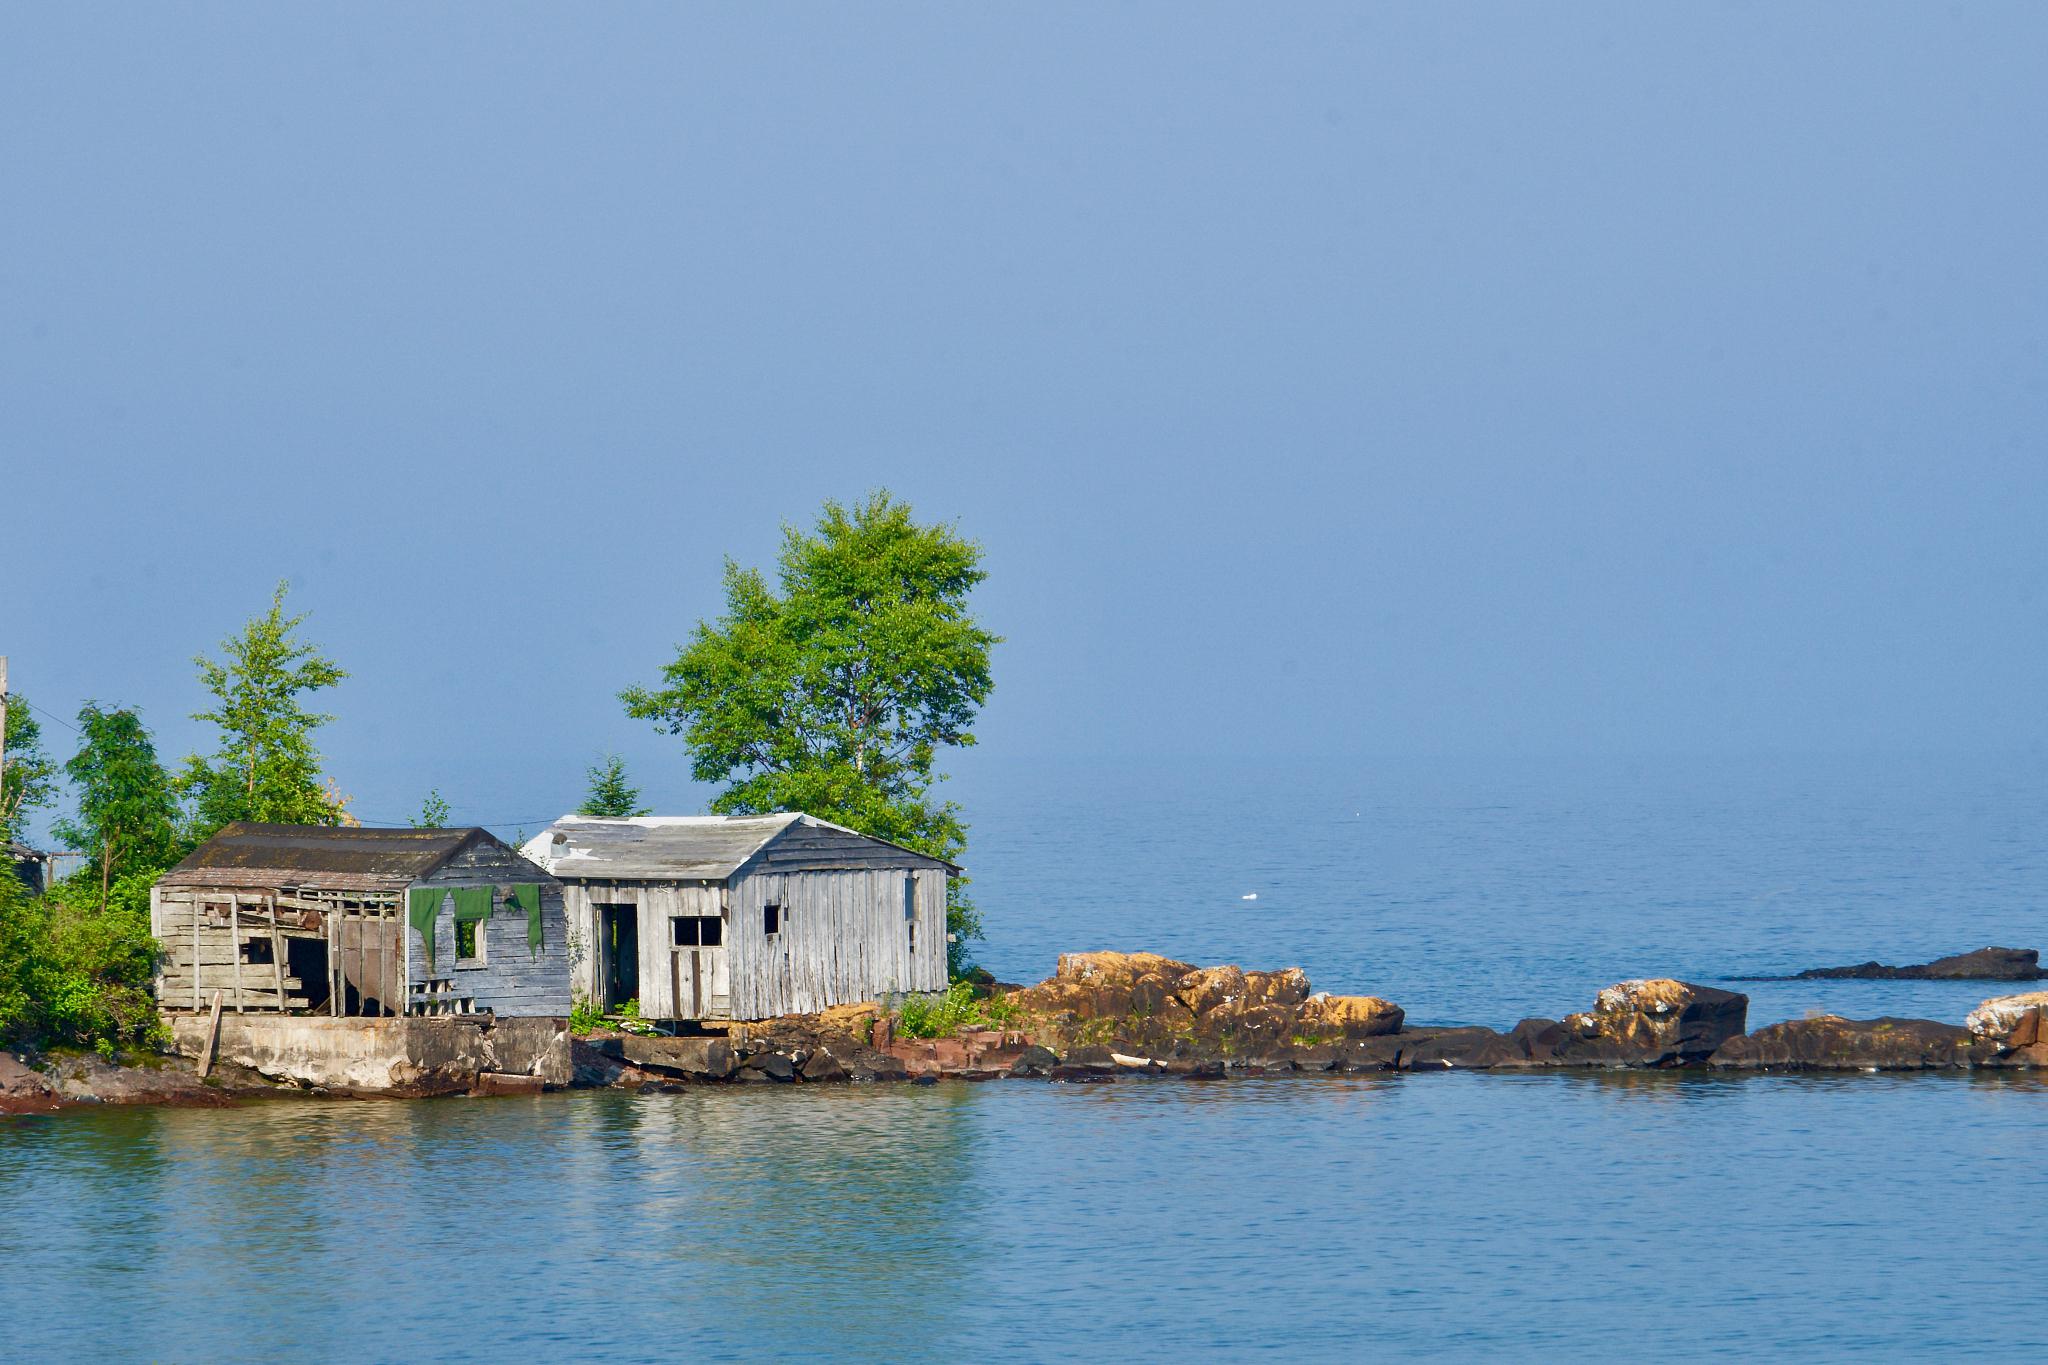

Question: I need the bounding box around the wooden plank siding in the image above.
[726,867,948,1017]
[405,839,572,1018]
[559,867,947,1020]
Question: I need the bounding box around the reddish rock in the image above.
[472,1072,546,1096]
[1711,1016,1984,1070]
[1556,979,1748,1066]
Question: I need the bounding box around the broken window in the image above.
[672,916,722,948]
[763,903,781,937]
[241,937,275,965]
[454,918,484,965]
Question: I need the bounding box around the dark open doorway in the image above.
[600,904,639,1011]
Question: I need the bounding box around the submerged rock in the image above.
[1787,947,2045,981]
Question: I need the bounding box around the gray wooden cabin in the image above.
[521,814,955,1022]
[152,823,571,1018]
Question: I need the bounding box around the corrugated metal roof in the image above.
[158,823,488,889]
[520,813,957,881]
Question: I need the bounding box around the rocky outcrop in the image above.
[0,1052,61,1113]
[46,1054,236,1107]
[1965,991,2048,1065]
[1778,947,2046,981]
[1710,1016,1987,1070]
[1552,979,1749,1066]
[1005,951,1402,1061]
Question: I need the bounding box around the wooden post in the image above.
[269,895,285,1011]
[198,990,224,1079]
[0,656,9,834]
[230,896,244,1012]
[192,901,203,1010]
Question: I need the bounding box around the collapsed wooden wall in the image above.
[151,885,402,1015]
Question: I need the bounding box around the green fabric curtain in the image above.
[510,883,543,958]
[451,886,495,924]
[408,887,444,974]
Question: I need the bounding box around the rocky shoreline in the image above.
[10,950,2048,1112]
[1733,945,2048,982]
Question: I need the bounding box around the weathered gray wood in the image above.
[198,991,224,1078]
[230,897,244,1013]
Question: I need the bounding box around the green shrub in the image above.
[568,994,605,1037]
[892,981,1020,1039]
[0,868,166,1054]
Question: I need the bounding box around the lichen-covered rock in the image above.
[1298,992,1404,1039]
[1556,978,1748,1066]
[1054,951,1197,987]
[1175,966,1245,1016]
[1006,952,1406,1067]
[1711,1016,1984,1070]
[1965,991,2048,1048]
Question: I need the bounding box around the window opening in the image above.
[455,918,483,965]
[672,916,723,948]
[763,903,781,937]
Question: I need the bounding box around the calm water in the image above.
[7,754,2048,1360]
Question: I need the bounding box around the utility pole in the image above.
[0,655,9,832]
[1,655,9,917]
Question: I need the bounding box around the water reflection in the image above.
[5,1074,2048,1359]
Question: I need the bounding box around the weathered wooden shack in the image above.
[521,814,955,1022]
[152,823,571,1018]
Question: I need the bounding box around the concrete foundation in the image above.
[168,1014,573,1095]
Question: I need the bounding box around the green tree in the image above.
[413,789,453,828]
[54,703,183,910]
[621,491,998,976]
[0,694,58,840]
[578,754,648,818]
[178,581,350,838]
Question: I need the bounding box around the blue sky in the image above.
[4,4,2045,838]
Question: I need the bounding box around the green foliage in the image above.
[0,694,58,839]
[414,789,452,828]
[54,703,183,897]
[0,868,166,1053]
[606,997,659,1035]
[178,581,350,838]
[577,754,648,818]
[568,993,606,1037]
[892,981,1019,1039]
[621,491,998,977]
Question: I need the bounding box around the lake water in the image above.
[6,753,2048,1360]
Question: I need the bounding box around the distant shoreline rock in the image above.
[1733,946,2046,982]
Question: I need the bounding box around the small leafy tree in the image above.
[578,754,648,818]
[621,491,997,976]
[413,790,452,828]
[54,703,183,909]
[178,582,350,838]
[0,695,58,840]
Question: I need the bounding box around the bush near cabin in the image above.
[0,868,166,1056]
